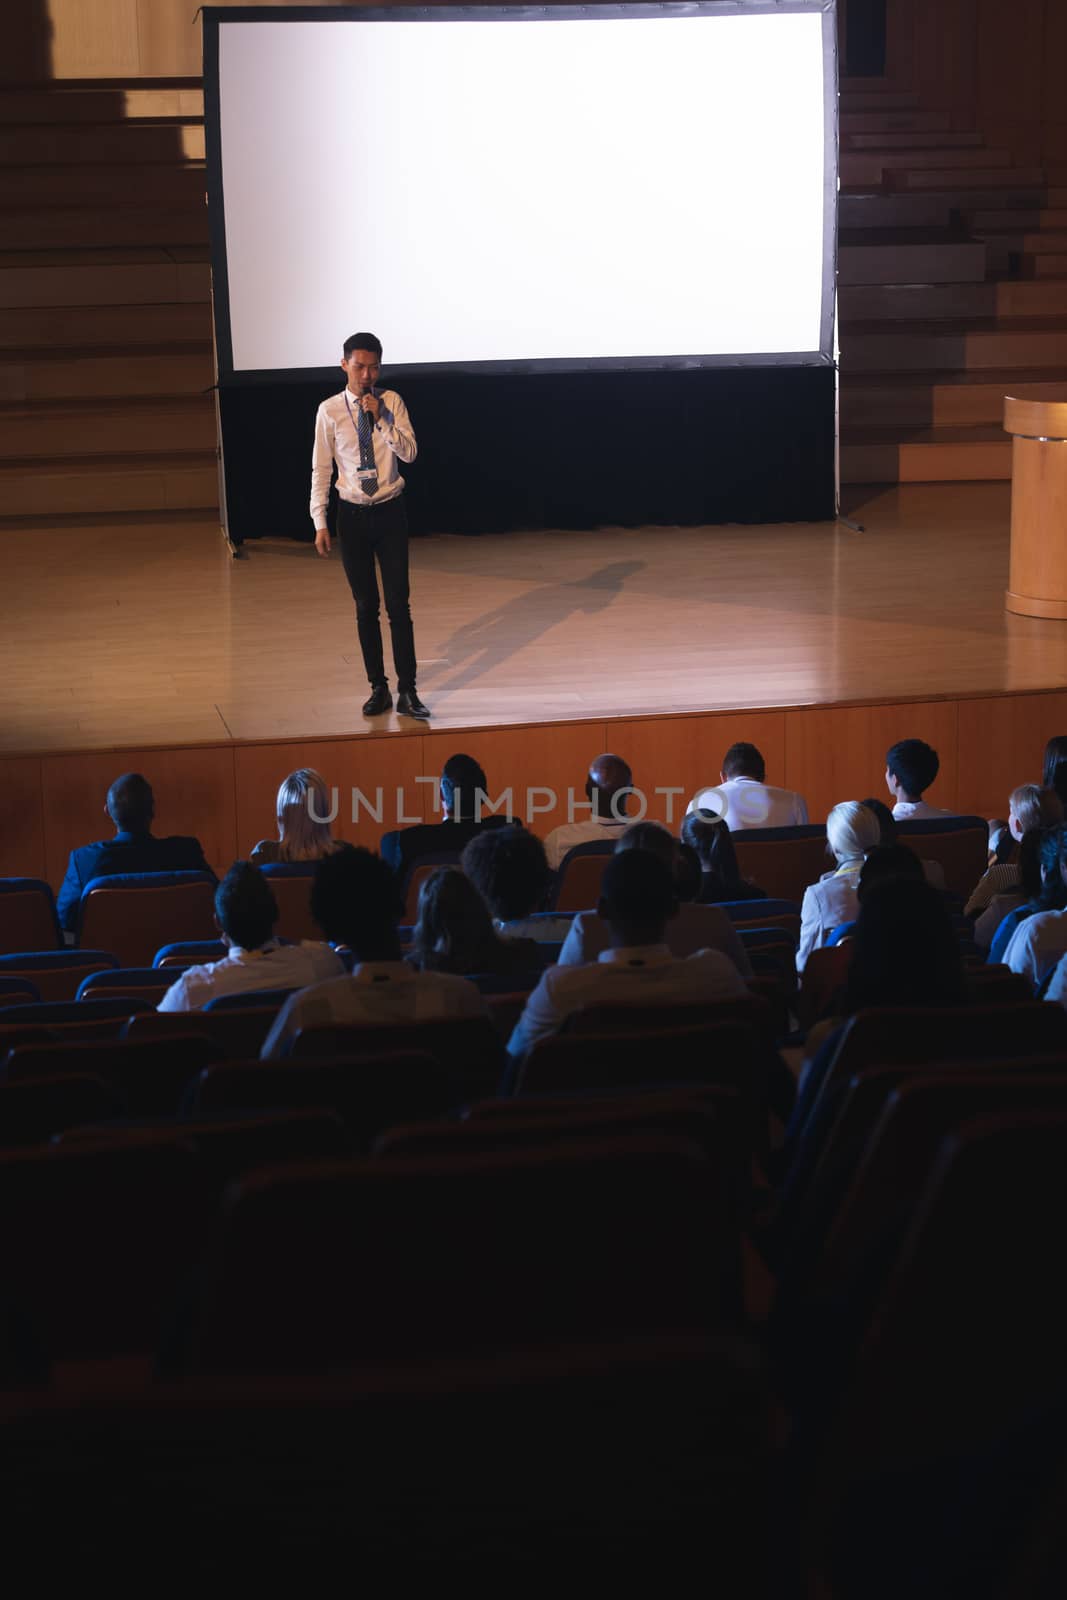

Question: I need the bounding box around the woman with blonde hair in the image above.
[796,801,882,971]
[250,768,341,864]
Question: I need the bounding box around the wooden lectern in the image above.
[1004,395,1067,619]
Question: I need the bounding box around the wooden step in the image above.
[964,208,1067,231]
[0,346,214,402]
[0,451,218,516]
[842,147,1011,186]
[841,320,1067,374]
[3,205,208,250]
[0,163,207,208]
[0,83,204,123]
[838,191,955,230]
[0,124,204,165]
[906,184,1046,214]
[889,166,1045,191]
[0,301,212,350]
[0,246,209,309]
[845,130,983,150]
[841,371,1067,428]
[840,426,1012,484]
[973,228,1067,253]
[838,230,987,286]
[839,279,1067,323]
[0,395,216,459]
[840,110,953,135]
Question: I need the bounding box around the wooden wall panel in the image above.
[39,746,237,889]
[956,691,1067,819]
[233,734,426,858]
[783,700,960,822]
[0,758,46,882]
[48,0,140,79]
[422,720,607,838]
[612,711,789,828]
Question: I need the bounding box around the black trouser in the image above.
[337,494,417,693]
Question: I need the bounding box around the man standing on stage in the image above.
[310,332,430,720]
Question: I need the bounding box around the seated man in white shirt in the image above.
[557,820,751,977]
[261,845,485,1058]
[885,739,955,821]
[542,752,634,870]
[506,849,748,1061]
[688,741,808,831]
[157,860,343,1012]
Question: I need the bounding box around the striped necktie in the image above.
[356,399,378,497]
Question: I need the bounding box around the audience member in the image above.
[506,849,748,1060]
[977,818,1055,954]
[56,771,214,932]
[680,809,767,903]
[157,861,342,1012]
[249,768,344,865]
[1000,825,1067,991]
[964,784,1063,918]
[796,801,882,971]
[1042,735,1067,809]
[884,739,954,820]
[821,843,925,947]
[542,753,634,870]
[556,821,751,974]
[261,846,485,1057]
[688,741,808,830]
[861,793,945,890]
[460,826,573,942]
[408,866,541,977]
[380,753,510,877]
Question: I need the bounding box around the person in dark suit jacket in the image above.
[56,771,215,932]
[379,753,511,878]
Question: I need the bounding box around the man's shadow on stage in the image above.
[421,561,645,694]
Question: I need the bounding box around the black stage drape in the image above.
[220,366,836,544]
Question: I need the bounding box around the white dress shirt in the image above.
[542,816,628,872]
[1043,951,1067,1007]
[557,902,752,977]
[157,939,343,1013]
[506,942,749,1059]
[797,863,863,972]
[689,777,808,831]
[261,960,485,1058]
[1002,909,1067,992]
[892,799,956,821]
[309,386,417,527]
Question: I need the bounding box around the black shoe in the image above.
[362,685,393,716]
[396,689,431,720]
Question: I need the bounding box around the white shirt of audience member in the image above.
[158,939,344,1012]
[1002,910,1067,993]
[689,776,808,831]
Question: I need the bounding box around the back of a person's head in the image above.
[461,825,548,921]
[275,767,335,861]
[857,844,924,902]
[826,801,882,866]
[681,808,742,883]
[845,877,965,1013]
[441,753,488,822]
[1012,783,1063,837]
[599,849,675,937]
[860,796,897,846]
[886,739,940,798]
[106,772,154,832]
[616,819,674,866]
[721,742,765,782]
[310,844,398,954]
[215,860,278,950]
[1041,736,1067,798]
[587,752,633,809]
[1035,824,1067,911]
[411,866,496,970]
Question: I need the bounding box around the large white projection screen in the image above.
[214,8,830,373]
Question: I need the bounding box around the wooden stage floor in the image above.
[5,481,1067,757]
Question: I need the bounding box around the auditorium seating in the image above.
[76,870,217,965]
[2,1034,220,1116]
[894,814,989,898]
[76,966,174,1006]
[0,949,118,1002]
[547,840,615,912]
[258,862,322,942]
[0,879,62,954]
[153,939,226,969]
[398,850,463,924]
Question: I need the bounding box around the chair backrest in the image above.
[399,851,463,925]
[257,863,322,944]
[547,842,616,913]
[0,949,119,1003]
[288,1015,506,1103]
[894,816,989,899]
[0,996,151,1041]
[731,828,830,905]
[798,943,853,1030]
[0,976,41,1005]
[0,880,62,955]
[204,986,299,1012]
[190,1051,460,1148]
[153,939,227,970]
[76,967,175,1007]
[174,1136,740,1373]
[123,1006,281,1060]
[3,1033,219,1115]
[78,871,217,967]
[0,1074,125,1150]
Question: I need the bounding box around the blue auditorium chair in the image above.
[0,879,62,955]
[0,949,119,1003]
[77,870,217,966]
